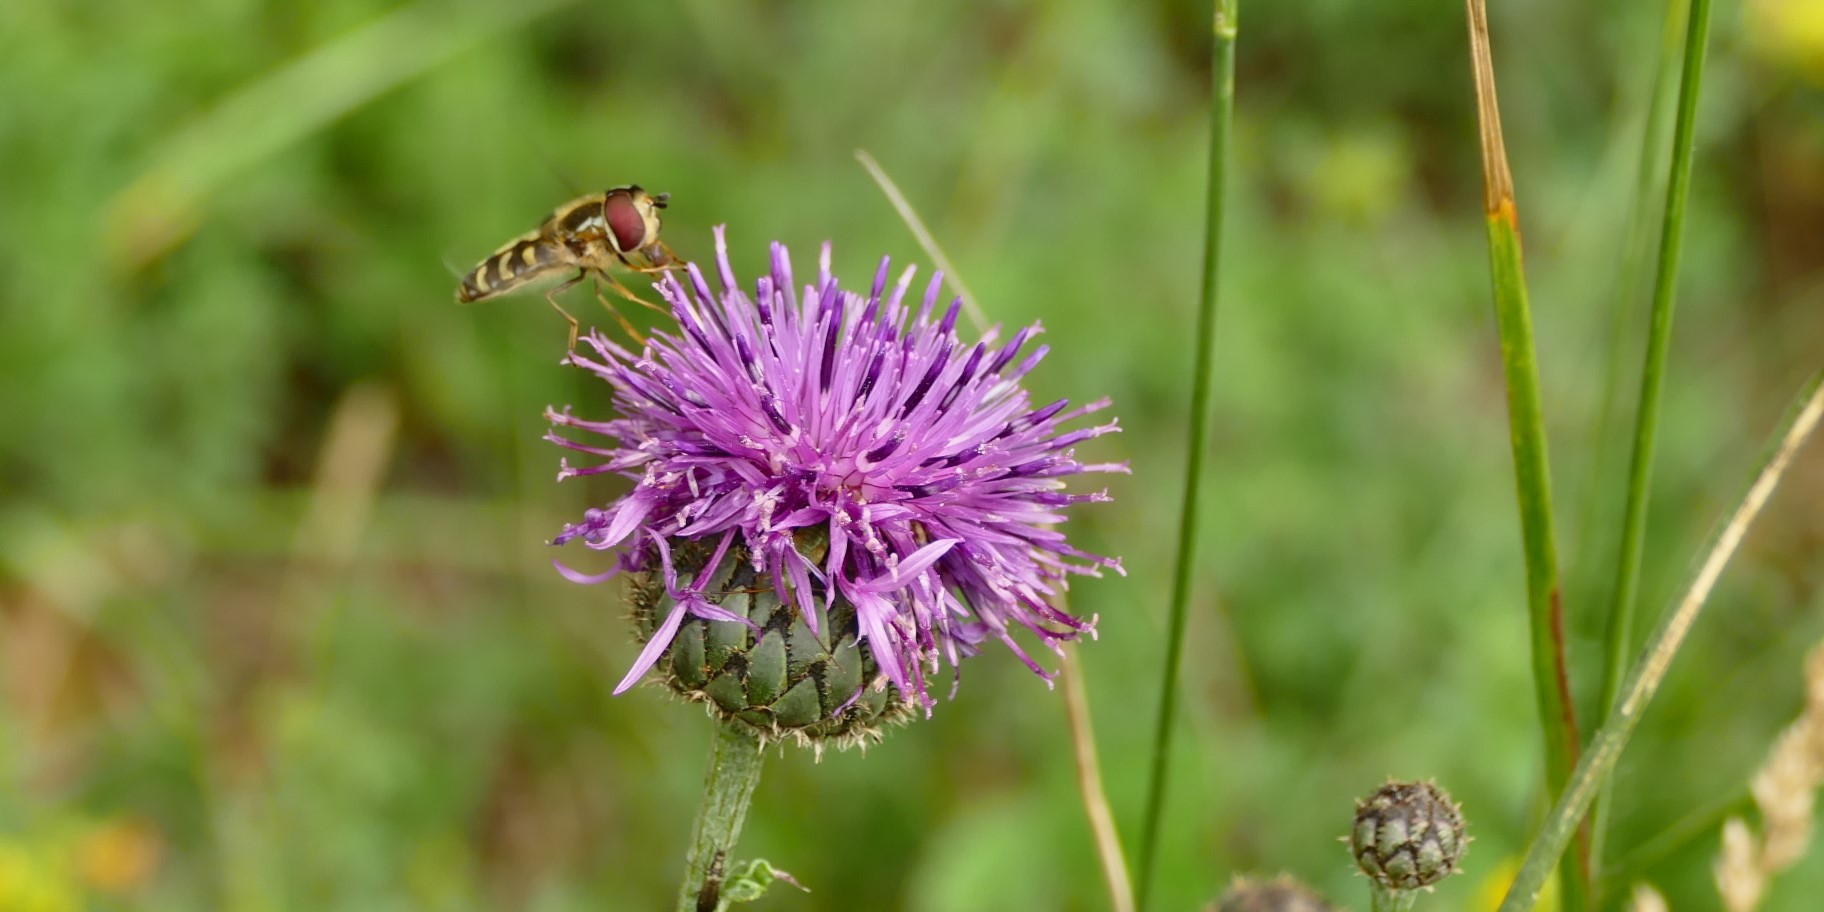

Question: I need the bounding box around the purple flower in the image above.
[547,228,1125,709]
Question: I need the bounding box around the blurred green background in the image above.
[2,0,1821,909]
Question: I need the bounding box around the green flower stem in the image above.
[1370,886,1418,912]
[1590,0,1712,892]
[676,722,765,912]
[1137,2,1237,909]
[1464,3,1583,905]
[1497,371,1824,912]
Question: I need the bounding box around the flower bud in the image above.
[1210,875,1337,912]
[1349,779,1467,891]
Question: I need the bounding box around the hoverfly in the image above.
[456,185,677,347]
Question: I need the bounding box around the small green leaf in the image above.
[719,858,808,906]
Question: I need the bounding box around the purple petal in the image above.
[614,601,688,694]
[552,558,622,585]
[853,539,959,593]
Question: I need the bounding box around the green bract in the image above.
[630,537,913,750]
[1350,780,1467,892]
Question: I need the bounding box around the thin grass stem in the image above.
[1498,371,1824,912]
[1064,647,1137,912]
[855,149,988,333]
[1599,764,1751,889]
[1136,3,1237,908]
[1571,0,1687,613]
[1463,4,1585,905]
[1588,0,1714,894]
[854,154,1132,912]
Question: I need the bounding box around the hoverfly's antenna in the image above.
[653,192,670,209]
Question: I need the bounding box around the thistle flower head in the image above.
[547,228,1125,717]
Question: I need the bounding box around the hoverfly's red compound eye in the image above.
[603,190,649,253]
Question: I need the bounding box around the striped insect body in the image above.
[456,185,675,346]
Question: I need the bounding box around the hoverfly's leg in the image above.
[626,242,685,274]
[589,274,648,346]
[603,259,675,318]
[546,271,587,350]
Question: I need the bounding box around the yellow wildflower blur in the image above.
[0,817,160,912]
[1473,855,1562,912]
[1749,0,1824,84]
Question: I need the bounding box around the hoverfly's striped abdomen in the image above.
[457,234,566,303]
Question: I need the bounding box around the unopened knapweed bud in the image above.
[1210,874,1338,912]
[1350,779,1467,891]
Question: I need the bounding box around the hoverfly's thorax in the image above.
[554,196,606,237]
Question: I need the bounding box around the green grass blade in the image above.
[1498,370,1824,912]
[1485,203,1581,793]
[1463,6,1584,904]
[1587,0,1703,894]
[1136,2,1237,908]
[1599,781,1751,892]
[102,0,568,271]
[1572,0,1687,615]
